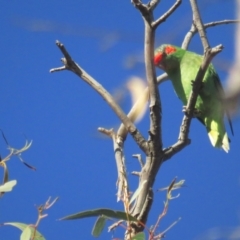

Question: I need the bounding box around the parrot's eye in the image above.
[165,46,176,55]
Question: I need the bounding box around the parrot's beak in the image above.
[154,52,163,66]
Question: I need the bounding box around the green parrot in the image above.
[154,44,233,152]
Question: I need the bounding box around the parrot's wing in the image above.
[213,72,234,136]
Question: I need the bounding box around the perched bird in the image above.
[154,44,233,152]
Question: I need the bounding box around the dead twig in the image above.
[190,0,210,51]
[152,0,182,29]
[182,19,240,50]
[50,41,148,154]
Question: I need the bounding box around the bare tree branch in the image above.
[98,127,113,137]
[181,23,197,50]
[132,154,144,168]
[157,72,168,84]
[111,130,129,203]
[130,0,163,155]
[204,19,240,28]
[50,41,149,154]
[182,19,240,50]
[190,0,210,51]
[143,20,162,152]
[131,0,148,15]
[152,0,182,29]
[148,0,161,11]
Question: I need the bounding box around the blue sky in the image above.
[0,1,239,239]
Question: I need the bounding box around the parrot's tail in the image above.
[221,132,230,153]
[208,130,230,153]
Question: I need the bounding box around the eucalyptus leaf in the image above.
[60,208,138,222]
[3,222,45,240]
[92,216,106,237]
[20,226,31,240]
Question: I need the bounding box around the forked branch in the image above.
[50,41,149,154]
[152,0,182,29]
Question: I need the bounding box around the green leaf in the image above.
[20,226,31,240]
[60,208,138,222]
[0,180,17,193]
[3,222,45,240]
[132,232,145,240]
[130,180,147,205]
[92,216,106,237]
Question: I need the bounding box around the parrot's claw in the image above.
[182,106,201,117]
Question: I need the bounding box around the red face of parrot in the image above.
[154,45,177,69]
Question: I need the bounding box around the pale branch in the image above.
[131,181,154,228]
[97,129,131,204]
[111,131,129,203]
[163,45,223,161]
[132,171,141,176]
[99,133,134,207]
[131,0,148,14]
[98,127,128,202]
[190,0,210,51]
[117,73,168,141]
[130,0,163,151]
[143,19,162,151]
[152,0,182,29]
[132,154,144,168]
[204,19,240,29]
[148,0,161,11]
[181,23,197,50]
[48,66,66,72]
[157,72,168,84]
[129,154,162,232]
[50,40,149,154]
[98,127,113,137]
[182,19,240,50]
